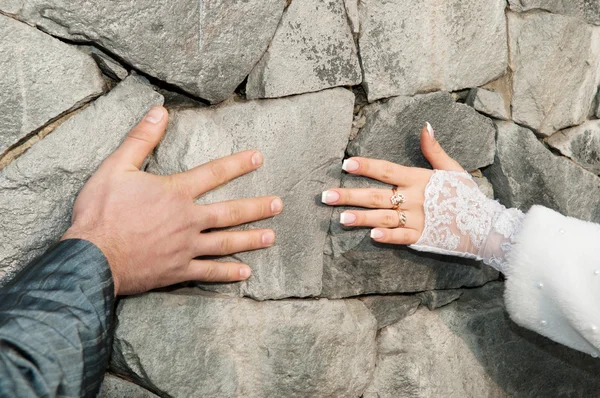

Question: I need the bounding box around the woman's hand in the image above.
[321,123,464,244]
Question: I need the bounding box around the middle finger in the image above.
[198,196,283,230]
[322,188,407,209]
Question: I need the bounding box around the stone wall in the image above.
[2,1,600,396]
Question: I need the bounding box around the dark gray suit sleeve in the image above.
[0,239,115,397]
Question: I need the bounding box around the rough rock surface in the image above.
[322,172,499,299]
[358,0,507,101]
[0,75,163,282]
[508,11,600,136]
[101,375,159,398]
[485,121,600,222]
[6,0,286,103]
[472,172,495,199]
[508,0,600,25]
[359,296,421,329]
[0,15,105,156]
[363,283,600,397]
[148,88,354,300]
[547,121,600,175]
[110,291,377,398]
[347,92,496,172]
[466,87,510,120]
[80,46,129,81]
[246,0,361,99]
[416,289,463,310]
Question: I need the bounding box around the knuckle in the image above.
[381,164,395,181]
[383,213,396,227]
[209,162,229,183]
[371,192,385,207]
[228,204,244,225]
[128,127,154,144]
[203,263,217,280]
[218,237,232,255]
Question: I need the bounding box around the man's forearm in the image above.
[0,239,114,397]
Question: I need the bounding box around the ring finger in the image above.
[339,209,421,230]
[322,188,407,209]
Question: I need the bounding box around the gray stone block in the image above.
[0,75,163,282]
[347,92,496,172]
[359,295,421,329]
[363,282,600,397]
[0,15,105,156]
[6,0,286,103]
[508,11,600,136]
[508,0,600,25]
[466,88,510,120]
[101,374,158,398]
[485,121,600,222]
[148,88,354,300]
[547,121,600,176]
[416,289,463,311]
[358,0,507,102]
[246,0,361,99]
[110,290,377,398]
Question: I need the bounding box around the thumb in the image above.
[111,106,169,169]
[420,122,464,172]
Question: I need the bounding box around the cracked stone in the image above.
[466,87,509,120]
[147,88,354,300]
[246,0,361,99]
[416,289,463,310]
[0,75,163,282]
[508,0,600,25]
[5,0,286,103]
[359,295,421,329]
[547,121,600,176]
[0,14,105,156]
[358,0,507,102]
[100,374,159,398]
[110,290,377,398]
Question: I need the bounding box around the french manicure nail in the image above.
[371,229,384,239]
[262,231,275,245]
[340,212,356,224]
[145,107,164,124]
[239,266,252,279]
[271,198,283,214]
[252,151,263,166]
[342,159,359,172]
[426,122,434,139]
[321,190,340,204]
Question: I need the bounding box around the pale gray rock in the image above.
[509,11,600,136]
[0,76,163,282]
[322,172,499,299]
[508,0,600,25]
[416,289,463,310]
[148,88,354,300]
[466,87,510,120]
[343,0,359,33]
[472,173,495,199]
[0,0,22,15]
[101,374,159,398]
[8,0,286,103]
[358,0,507,102]
[81,46,129,81]
[359,295,421,329]
[485,121,600,222]
[110,290,377,398]
[0,15,105,156]
[547,121,600,175]
[347,92,496,172]
[363,283,600,397]
[246,0,361,99]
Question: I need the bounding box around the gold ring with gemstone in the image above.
[390,187,406,210]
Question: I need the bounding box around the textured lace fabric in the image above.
[409,170,525,274]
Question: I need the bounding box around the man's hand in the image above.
[62,106,283,295]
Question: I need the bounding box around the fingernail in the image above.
[371,229,384,239]
[426,122,434,139]
[262,231,275,245]
[239,266,252,279]
[271,198,283,214]
[342,159,359,172]
[145,107,164,124]
[340,212,356,224]
[252,151,263,166]
[321,190,340,204]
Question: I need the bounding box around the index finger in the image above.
[171,150,263,198]
[342,157,427,187]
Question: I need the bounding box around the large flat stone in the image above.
[7,0,286,103]
[0,15,105,156]
[246,0,361,99]
[547,120,600,176]
[363,282,600,397]
[358,0,507,102]
[509,0,600,25]
[0,75,163,282]
[110,290,377,398]
[101,374,158,398]
[508,11,600,136]
[347,92,496,172]
[148,88,354,300]
[321,172,499,298]
[485,121,600,222]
